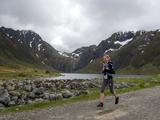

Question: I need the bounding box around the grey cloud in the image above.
[0,0,160,52]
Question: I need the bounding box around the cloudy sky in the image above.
[0,0,160,52]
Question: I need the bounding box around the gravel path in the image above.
[0,86,160,120]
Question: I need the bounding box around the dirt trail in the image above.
[0,86,160,120]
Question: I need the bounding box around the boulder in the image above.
[34,98,44,102]
[6,85,15,91]
[62,90,73,98]
[0,103,5,107]
[49,94,56,100]
[11,96,18,102]
[0,87,10,106]
[33,87,44,95]
[79,90,89,95]
[73,91,80,96]
[24,84,32,92]
[43,93,50,100]
[55,93,63,100]
[8,101,16,106]
[27,92,36,99]
[9,91,21,97]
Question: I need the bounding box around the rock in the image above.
[6,85,15,91]
[24,84,32,92]
[43,93,50,100]
[27,100,33,104]
[0,103,5,107]
[17,82,23,89]
[49,94,56,100]
[79,90,89,95]
[9,91,21,97]
[27,92,36,99]
[0,88,11,106]
[62,90,73,98]
[34,98,44,102]
[33,87,44,95]
[8,101,16,106]
[11,96,18,102]
[73,91,80,96]
[17,98,25,105]
[55,93,63,100]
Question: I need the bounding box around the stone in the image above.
[27,92,36,99]
[43,93,50,100]
[8,101,16,106]
[55,93,63,100]
[33,87,44,95]
[0,103,5,107]
[11,96,18,102]
[6,85,15,91]
[24,84,32,92]
[79,90,89,95]
[34,98,44,102]
[9,91,21,97]
[62,90,73,98]
[49,94,56,100]
[73,91,80,96]
[0,88,11,106]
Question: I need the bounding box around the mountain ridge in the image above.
[0,26,160,74]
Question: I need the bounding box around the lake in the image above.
[38,73,145,80]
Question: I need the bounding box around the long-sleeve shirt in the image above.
[102,61,115,79]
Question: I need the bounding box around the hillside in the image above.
[77,30,160,74]
[0,27,72,75]
[0,26,160,75]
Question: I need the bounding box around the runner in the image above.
[97,54,119,108]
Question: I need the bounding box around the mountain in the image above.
[0,26,72,72]
[1,26,160,74]
[72,31,135,72]
[77,30,160,74]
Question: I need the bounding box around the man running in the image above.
[97,54,119,108]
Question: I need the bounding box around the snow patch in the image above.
[29,41,33,48]
[72,53,80,57]
[41,61,45,64]
[141,50,144,53]
[38,43,42,51]
[58,51,69,57]
[35,54,39,58]
[104,48,117,54]
[107,41,111,43]
[90,59,93,63]
[114,38,133,46]
[6,34,10,37]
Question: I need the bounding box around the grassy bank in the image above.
[0,66,60,80]
[0,75,160,113]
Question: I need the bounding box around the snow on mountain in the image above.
[38,43,42,51]
[104,48,118,54]
[29,41,33,48]
[114,38,133,46]
[58,51,70,57]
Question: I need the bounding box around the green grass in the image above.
[0,75,160,113]
[0,66,60,80]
